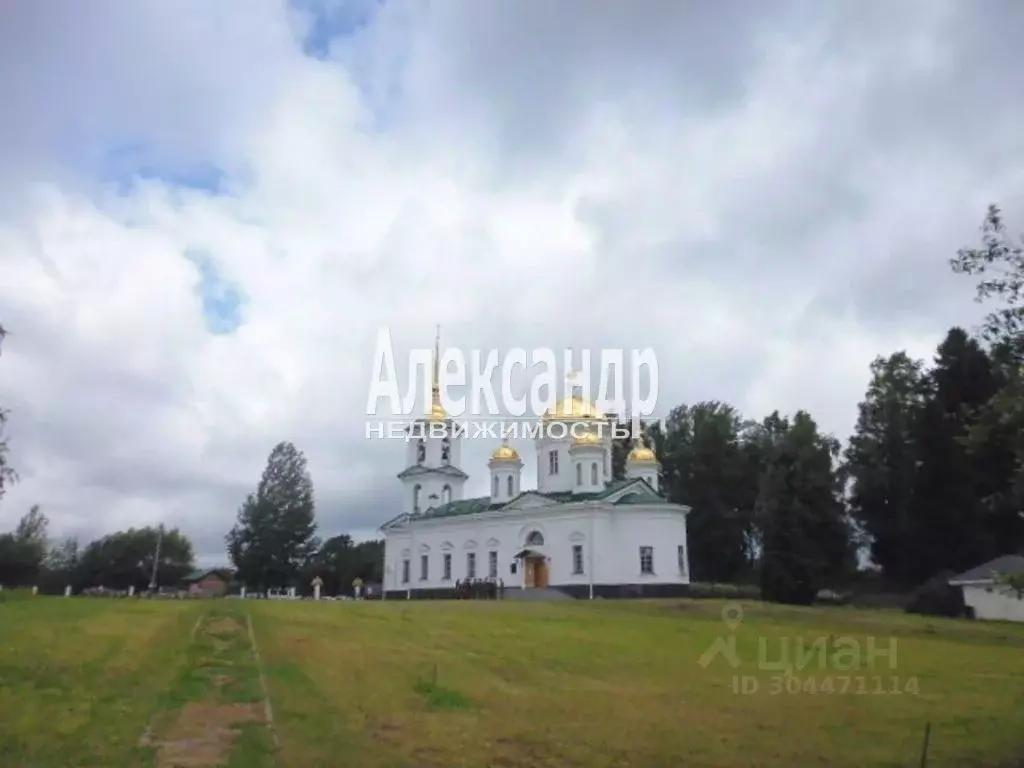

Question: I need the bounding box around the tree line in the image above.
[0,469,383,596]
[0,506,195,593]
[610,205,1024,603]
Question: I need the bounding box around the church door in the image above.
[536,559,549,588]
[527,557,548,588]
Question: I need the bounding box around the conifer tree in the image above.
[846,352,926,587]
[907,329,1004,581]
[757,412,854,605]
[227,441,319,590]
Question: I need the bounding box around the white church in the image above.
[380,341,692,599]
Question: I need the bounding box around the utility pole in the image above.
[149,524,164,591]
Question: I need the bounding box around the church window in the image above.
[488,550,498,578]
[466,552,477,578]
[506,475,513,496]
[441,437,450,464]
[677,544,687,575]
[548,450,559,475]
[576,463,582,486]
[442,553,452,580]
[572,544,584,575]
[639,546,654,575]
[493,476,499,496]
[420,554,429,581]
[417,439,425,464]
[413,484,421,513]
[591,462,598,485]
[442,484,452,505]
[526,530,544,546]
[401,559,410,583]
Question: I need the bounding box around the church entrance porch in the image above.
[513,546,549,589]
[524,556,548,589]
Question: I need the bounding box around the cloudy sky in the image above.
[1,0,1021,564]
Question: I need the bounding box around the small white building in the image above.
[380,341,691,599]
[949,554,1024,623]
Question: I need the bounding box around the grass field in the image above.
[2,595,1023,767]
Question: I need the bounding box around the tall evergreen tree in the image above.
[660,402,759,582]
[226,441,320,590]
[846,353,926,587]
[758,412,854,605]
[907,328,1003,581]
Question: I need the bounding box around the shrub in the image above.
[904,570,967,618]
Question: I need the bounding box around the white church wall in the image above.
[600,511,690,585]
[383,505,690,594]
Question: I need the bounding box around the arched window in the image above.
[526,530,544,546]
[442,484,452,505]
[413,484,421,512]
[591,462,598,485]
[507,475,513,496]
[493,475,499,496]
[576,463,582,486]
[416,439,426,464]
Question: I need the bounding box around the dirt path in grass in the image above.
[141,610,277,767]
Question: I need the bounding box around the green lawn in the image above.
[2,594,1023,767]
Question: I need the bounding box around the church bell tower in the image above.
[397,327,468,514]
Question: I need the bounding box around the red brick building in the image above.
[184,568,233,597]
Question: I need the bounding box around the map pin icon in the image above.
[722,603,743,631]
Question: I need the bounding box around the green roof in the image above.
[410,479,667,522]
[415,496,500,520]
[184,568,232,583]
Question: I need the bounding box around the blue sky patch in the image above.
[295,0,385,59]
[99,141,229,196]
[184,249,247,335]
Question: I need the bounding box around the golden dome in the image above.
[571,429,602,447]
[628,433,657,463]
[491,440,520,460]
[543,395,605,421]
[629,445,656,462]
